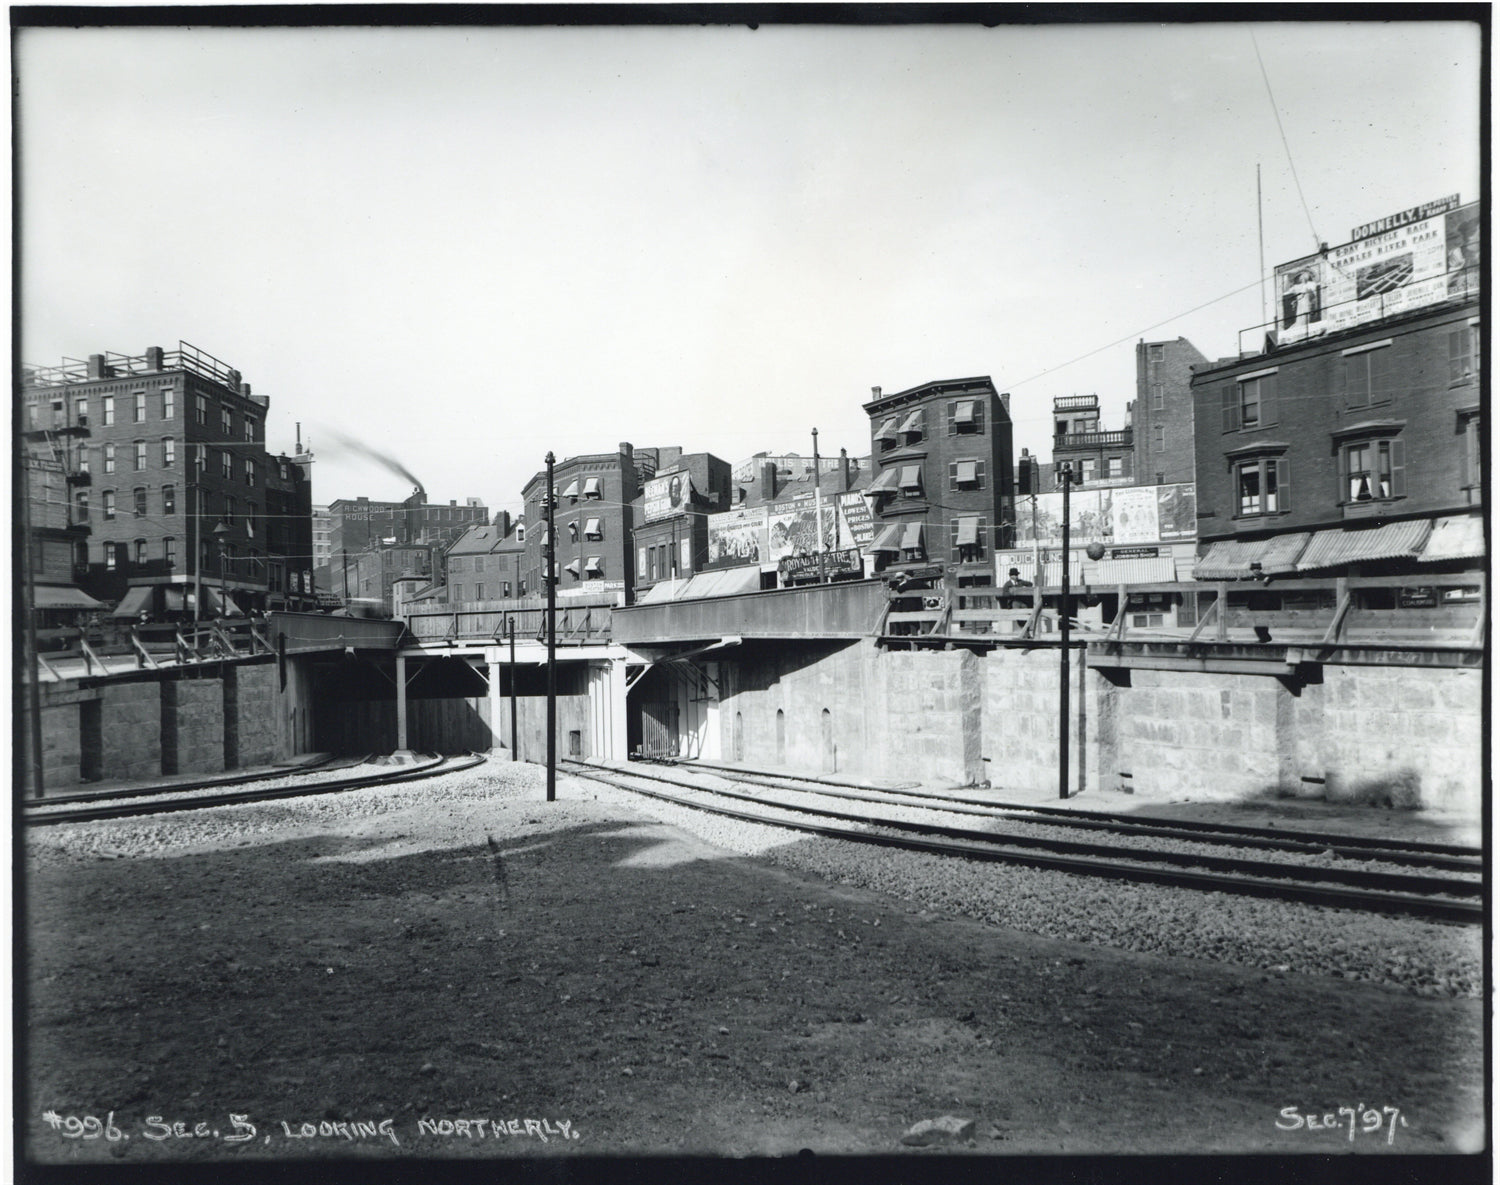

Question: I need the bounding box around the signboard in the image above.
[1110,546,1160,559]
[1109,487,1160,545]
[1014,483,1195,549]
[837,491,876,549]
[1155,483,1197,540]
[1397,586,1439,609]
[707,507,768,566]
[766,499,837,562]
[778,548,862,583]
[1274,199,1476,344]
[643,470,695,523]
[1351,195,1459,242]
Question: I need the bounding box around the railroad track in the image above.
[22,754,489,826]
[563,759,1482,924]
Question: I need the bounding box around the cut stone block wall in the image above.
[100,682,163,782]
[230,663,281,768]
[161,680,225,777]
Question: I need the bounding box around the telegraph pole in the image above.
[812,428,826,584]
[508,614,518,762]
[544,452,557,802]
[1058,462,1073,800]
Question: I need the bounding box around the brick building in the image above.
[522,444,651,602]
[441,512,525,604]
[631,452,734,594]
[324,491,488,603]
[1133,337,1208,487]
[863,377,1015,588]
[1047,393,1134,490]
[1191,297,1481,579]
[20,342,314,617]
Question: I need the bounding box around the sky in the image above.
[15,16,1482,519]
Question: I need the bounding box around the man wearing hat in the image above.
[1001,566,1033,608]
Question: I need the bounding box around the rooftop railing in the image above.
[23,340,246,391]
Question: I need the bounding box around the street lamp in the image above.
[212,519,232,620]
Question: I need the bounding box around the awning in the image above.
[867,467,900,494]
[1095,556,1178,584]
[874,417,899,443]
[584,556,603,575]
[537,526,550,546]
[584,518,603,539]
[203,586,236,616]
[679,566,762,599]
[869,523,904,553]
[1295,519,1432,572]
[564,559,581,576]
[36,584,105,610]
[110,585,154,617]
[1419,514,1484,563]
[954,400,976,426]
[638,577,690,604]
[900,522,925,552]
[562,479,580,500]
[582,477,601,498]
[956,517,979,546]
[954,459,978,485]
[163,587,187,611]
[898,410,924,435]
[1193,533,1311,580]
[899,465,923,492]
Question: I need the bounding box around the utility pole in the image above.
[19,445,44,798]
[812,428,826,584]
[544,452,557,802]
[1058,462,1073,800]
[508,614,518,762]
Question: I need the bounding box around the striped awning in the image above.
[956,517,979,546]
[900,522,925,552]
[898,465,923,492]
[1193,533,1311,580]
[954,459,978,485]
[109,586,152,616]
[874,416,899,442]
[1094,556,1178,584]
[564,559,580,576]
[561,479,580,500]
[1295,519,1432,572]
[584,556,603,575]
[867,467,900,494]
[584,518,603,539]
[954,400,976,425]
[898,410,925,435]
[582,477,601,497]
[869,523,904,553]
[1418,514,1484,563]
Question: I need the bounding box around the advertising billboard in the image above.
[643,470,695,523]
[706,506,767,566]
[767,501,837,563]
[1274,198,1476,344]
[1014,483,1196,549]
[837,491,876,550]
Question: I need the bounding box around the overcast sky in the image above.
[16,17,1481,517]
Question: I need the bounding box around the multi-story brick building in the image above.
[441,512,526,604]
[521,443,648,601]
[20,342,313,617]
[1133,337,1208,487]
[631,452,734,594]
[1192,297,1481,579]
[1047,393,1134,490]
[863,377,1015,588]
[325,491,488,602]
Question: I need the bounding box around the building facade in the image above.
[631,452,734,595]
[325,492,488,602]
[863,377,1015,589]
[442,518,527,604]
[1048,393,1134,490]
[21,342,314,617]
[1133,337,1208,487]
[521,444,645,601]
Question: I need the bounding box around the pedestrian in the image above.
[1001,566,1033,608]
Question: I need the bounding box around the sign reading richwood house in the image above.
[778,548,862,583]
[1274,197,1477,343]
[643,470,695,523]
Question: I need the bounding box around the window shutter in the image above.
[1370,344,1394,404]
[1344,356,1368,410]
[1275,458,1291,513]
[1389,438,1406,497]
[1449,329,1468,383]
[1220,384,1239,433]
[948,461,957,487]
[1258,374,1278,426]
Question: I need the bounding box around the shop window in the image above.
[1340,436,1405,504]
[1343,342,1393,409]
[1234,456,1289,517]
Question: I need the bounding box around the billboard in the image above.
[643,470,695,523]
[837,491,876,550]
[1014,483,1196,549]
[707,506,767,566]
[767,501,837,563]
[1274,199,1477,344]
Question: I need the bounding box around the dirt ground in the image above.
[21,779,1486,1169]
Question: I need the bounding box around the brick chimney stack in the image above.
[761,462,778,501]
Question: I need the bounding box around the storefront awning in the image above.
[954,400,976,425]
[898,465,922,492]
[35,584,105,610]
[1193,533,1311,580]
[956,517,979,546]
[1095,556,1178,584]
[1295,519,1431,572]
[900,522,925,552]
[954,460,978,485]
[584,518,602,539]
[869,523,904,553]
[868,467,900,494]
[874,417,899,442]
[110,585,154,617]
[898,410,925,435]
[679,567,762,599]
[1418,514,1484,563]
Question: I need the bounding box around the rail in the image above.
[406,603,614,645]
[1053,429,1131,448]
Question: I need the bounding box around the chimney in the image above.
[145,346,164,370]
[840,448,852,491]
[87,354,109,379]
[227,368,243,393]
[761,462,778,501]
[999,391,1011,413]
[871,386,882,399]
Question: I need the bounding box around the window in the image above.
[221,451,232,480]
[1107,456,1123,478]
[75,491,89,522]
[583,478,602,500]
[1151,383,1164,410]
[1080,459,1097,483]
[453,584,464,602]
[75,397,88,425]
[244,417,255,443]
[584,518,603,540]
[134,440,147,470]
[1221,372,1277,431]
[225,495,236,524]
[103,444,116,474]
[1460,412,1481,491]
[950,517,987,563]
[164,537,176,567]
[1149,344,1164,363]
[1343,343,1392,409]
[1153,425,1164,452]
[162,438,175,467]
[102,490,116,520]
[899,464,924,497]
[1450,325,1480,384]
[102,396,115,426]
[947,400,984,434]
[475,582,485,600]
[78,448,90,475]
[517,525,525,542]
[163,484,176,514]
[105,542,118,571]
[899,408,925,442]
[162,389,175,419]
[195,394,207,425]
[133,392,146,422]
[244,458,255,486]
[221,408,233,437]
[502,581,512,598]
[568,521,579,542]
[247,502,256,537]
[1341,437,1405,503]
[134,488,147,517]
[1234,456,1289,517]
[134,539,147,565]
[947,460,986,490]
